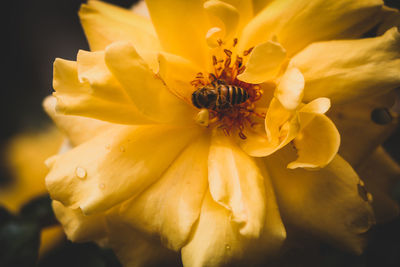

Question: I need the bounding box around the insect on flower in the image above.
[191,75,250,110]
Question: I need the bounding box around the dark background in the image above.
[1,0,400,266]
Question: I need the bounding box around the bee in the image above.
[191,80,249,110]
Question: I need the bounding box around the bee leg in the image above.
[209,73,216,82]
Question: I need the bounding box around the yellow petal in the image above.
[204,0,240,41]
[116,135,209,251]
[43,96,112,146]
[222,0,253,32]
[377,6,400,35]
[288,113,340,169]
[237,41,286,84]
[239,97,299,157]
[265,97,299,147]
[274,67,304,111]
[46,125,200,214]
[328,91,398,167]
[79,0,160,67]
[265,146,375,254]
[181,192,246,267]
[0,128,63,213]
[146,0,209,67]
[77,50,133,104]
[292,27,400,104]
[357,147,400,223]
[300,97,331,114]
[239,0,383,55]
[130,0,150,18]
[252,0,272,15]
[53,58,154,125]
[182,189,285,267]
[158,52,202,104]
[52,200,106,242]
[105,42,197,124]
[208,130,266,237]
[106,216,180,267]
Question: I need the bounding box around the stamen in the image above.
[224,49,233,57]
[212,55,218,66]
[233,38,238,47]
[243,47,254,56]
[224,57,231,68]
[191,39,264,138]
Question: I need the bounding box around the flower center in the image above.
[191,39,264,139]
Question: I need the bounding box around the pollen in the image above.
[191,38,264,139]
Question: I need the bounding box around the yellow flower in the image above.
[44,0,400,266]
[0,128,65,256]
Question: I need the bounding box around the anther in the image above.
[236,56,243,68]
[238,65,246,74]
[213,55,218,66]
[243,47,254,56]
[225,58,231,68]
[224,49,233,57]
[233,38,238,47]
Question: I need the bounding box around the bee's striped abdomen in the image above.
[191,82,249,111]
[214,85,249,109]
[226,85,249,105]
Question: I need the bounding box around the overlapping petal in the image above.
[265,146,375,254]
[106,217,180,267]
[222,0,253,32]
[328,90,398,167]
[292,27,400,104]
[105,41,197,124]
[239,0,384,55]
[208,130,266,237]
[46,125,200,214]
[79,0,160,67]
[357,147,400,223]
[158,52,203,104]
[288,113,340,169]
[52,200,107,242]
[53,57,154,125]
[204,0,240,42]
[274,67,304,110]
[237,41,287,84]
[116,135,209,251]
[239,97,300,157]
[146,0,210,67]
[377,6,400,35]
[43,96,112,146]
[181,192,246,267]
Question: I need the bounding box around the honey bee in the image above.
[191,80,250,110]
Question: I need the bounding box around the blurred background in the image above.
[1,0,400,266]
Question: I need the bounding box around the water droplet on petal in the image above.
[99,183,105,189]
[75,167,87,179]
[119,146,125,152]
[225,244,231,251]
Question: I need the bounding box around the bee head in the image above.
[192,87,217,109]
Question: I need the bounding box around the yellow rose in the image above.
[44,0,400,266]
